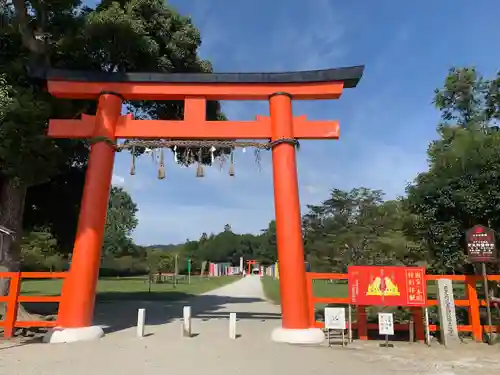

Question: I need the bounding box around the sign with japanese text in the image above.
[348,266,427,307]
[378,313,394,335]
[466,225,497,263]
[324,307,346,330]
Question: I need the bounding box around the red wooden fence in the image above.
[0,272,67,338]
[2,271,500,341]
[306,272,500,342]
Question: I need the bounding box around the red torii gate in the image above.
[246,260,260,276]
[41,66,364,344]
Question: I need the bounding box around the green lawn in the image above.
[21,275,239,301]
[261,276,282,304]
[262,276,499,336]
[262,276,350,305]
[261,276,469,306]
[261,276,475,324]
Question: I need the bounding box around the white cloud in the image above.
[111,174,125,186]
[231,0,348,72]
[134,203,275,245]
[111,172,149,191]
[112,0,434,246]
[303,184,327,199]
[115,143,346,244]
[268,0,347,71]
[128,143,428,245]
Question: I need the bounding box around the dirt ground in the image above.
[0,276,499,375]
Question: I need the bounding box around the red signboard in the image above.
[348,266,427,307]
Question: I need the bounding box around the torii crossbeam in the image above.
[40,66,364,344]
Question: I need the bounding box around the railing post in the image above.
[465,276,481,342]
[411,307,425,342]
[3,272,21,338]
[306,273,315,326]
[357,306,368,340]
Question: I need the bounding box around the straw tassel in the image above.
[130,146,136,175]
[196,163,204,178]
[196,148,204,178]
[158,148,166,179]
[229,151,235,177]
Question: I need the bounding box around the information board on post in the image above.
[465,224,498,345]
[324,307,346,330]
[324,307,347,347]
[378,313,394,335]
[466,225,497,263]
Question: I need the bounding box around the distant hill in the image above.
[144,244,182,251]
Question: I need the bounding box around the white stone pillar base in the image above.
[43,326,105,343]
[271,327,325,344]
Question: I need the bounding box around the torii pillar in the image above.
[39,66,364,344]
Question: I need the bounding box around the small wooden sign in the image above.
[466,225,497,263]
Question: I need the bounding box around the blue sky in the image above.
[88,0,500,245]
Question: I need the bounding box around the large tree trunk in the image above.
[2,0,52,331]
[0,176,35,321]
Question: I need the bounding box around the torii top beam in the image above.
[41,66,364,100]
[38,66,364,140]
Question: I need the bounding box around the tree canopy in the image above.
[406,67,500,273]
[0,0,224,279]
[102,186,139,257]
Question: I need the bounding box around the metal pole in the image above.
[348,304,353,343]
[482,262,494,345]
[381,269,387,347]
[174,254,179,287]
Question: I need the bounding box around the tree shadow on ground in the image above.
[196,312,281,321]
[93,292,281,334]
[16,290,281,336]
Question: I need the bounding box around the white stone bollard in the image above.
[182,306,192,337]
[137,308,146,338]
[229,313,237,339]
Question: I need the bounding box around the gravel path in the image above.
[0,276,499,375]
